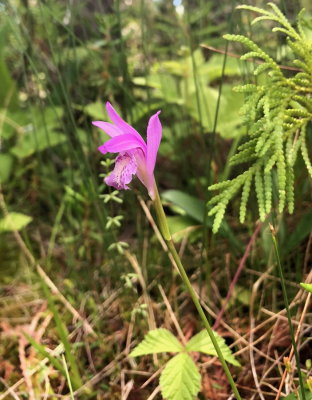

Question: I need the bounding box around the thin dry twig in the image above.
[158,284,187,345]
[124,250,156,332]
[71,352,126,397]
[252,347,289,400]
[303,233,312,275]
[0,377,21,400]
[201,44,302,72]
[260,308,310,329]
[214,221,262,329]
[0,189,96,338]
[146,385,161,400]
[36,265,96,337]
[18,335,35,400]
[249,266,274,400]
[140,367,164,389]
[274,291,312,399]
[125,301,138,359]
[246,268,299,288]
[121,371,134,400]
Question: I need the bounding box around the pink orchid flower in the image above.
[92,102,162,200]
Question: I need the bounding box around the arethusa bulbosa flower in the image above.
[92,102,162,200]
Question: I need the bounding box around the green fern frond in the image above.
[208,3,312,232]
[264,170,273,214]
[255,167,266,220]
[301,124,312,178]
[236,5,271,16]
[240,174,252,223]
[286,166,295,214]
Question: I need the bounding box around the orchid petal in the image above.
[104,153,137,190]
[95,102,162,200]
[106,102,146,147]
[146,111,162,177]
[92,121,123,137]
[98,134,146,155]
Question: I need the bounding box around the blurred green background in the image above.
[0,0,311,398]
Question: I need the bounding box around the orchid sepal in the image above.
[93,102,162,200]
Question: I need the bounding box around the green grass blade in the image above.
[270,224,306,400]
[41,278,83,390]
[62,354,75,400]
[23,331,66,377]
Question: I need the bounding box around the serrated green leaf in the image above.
[129,329,183,357]
[186,330,240,367]
[160,353,201,400]
[282,390,312,400]
[300,283,312,294]
[0,212,32,232]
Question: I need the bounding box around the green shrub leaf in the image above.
[0,212,32,233]
[300,283,312,294]
[186,330,240,366]
[10,107,65,159]
[129,329,183,357]
[162,189,242,250]
[160,353,201,400]
[162,190,205,223]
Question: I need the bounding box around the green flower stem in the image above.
[270,225,306,400]
[153,186,242,400]
[153,185,171,241]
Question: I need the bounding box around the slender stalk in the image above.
[153,186,171,241]
[270,224,306,400]
[203,0,237,301]
[153,186,242,400]
[42,280,83,390]
[62,354,75,400]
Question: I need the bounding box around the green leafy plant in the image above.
[133,51,244,139]
[130,328,239,400]
[208,3,312,232]
[0,212,32,232]
[99,160,127,254]
[300,283,312,294]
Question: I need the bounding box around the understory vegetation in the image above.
[0,0,311,399]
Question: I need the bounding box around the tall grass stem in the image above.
[41,280,83,390]
[153,185,242,400]
[62,354,75,400]
[270,224,306,400]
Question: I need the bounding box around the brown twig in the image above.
[249,265,274,400]
[158,284,187,346]
[0,189,96,338]
[140,367,164,390]
[274,286,312,399]
[213,221,262,329]
[124,250,156,332]
[201,44,302,72]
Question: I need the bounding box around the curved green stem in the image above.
[270,225,306,400]
[153,186,242,400]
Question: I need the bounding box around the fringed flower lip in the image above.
[92,102,162,200]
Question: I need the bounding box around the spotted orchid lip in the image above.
[104,151,137,190]
[93,102,162,199]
